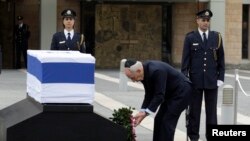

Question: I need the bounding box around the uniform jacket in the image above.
[50,32,86,53]
[141,60,191,113]
[181,30,225,89]
[15,24,30,46]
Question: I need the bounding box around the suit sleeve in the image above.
[50,34,58,50]
[217,34,225,81]
[142,70,166,112]
[141,83,153,110]
[181,35,191,77]
[26,25,30,39]
[14,25,18,39]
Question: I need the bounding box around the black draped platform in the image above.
[0,97,127,141]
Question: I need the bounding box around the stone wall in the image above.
[95,4,162,68]
[0,0,246,69]
[171,3,197,65]
[225,0,242,64]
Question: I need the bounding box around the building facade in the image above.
[0,0,249,69]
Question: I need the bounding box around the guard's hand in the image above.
[217,80,224,87]
[133,111,147,127]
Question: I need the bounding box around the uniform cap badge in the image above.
[66,10,71,15]
[205,11,209,16]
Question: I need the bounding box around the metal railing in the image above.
[233,69,250,124]
[235,69,250,97]
[221,69,250,124]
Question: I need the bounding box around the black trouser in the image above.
[153,81,193,141]
[16,42,28,69]
[187,88,218,140]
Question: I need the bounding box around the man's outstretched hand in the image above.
[133,111,147,126]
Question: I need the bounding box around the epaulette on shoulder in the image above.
[186,31,195,37]
[211,31,220,35]
[186,31,194,35]
[211,31,222,49]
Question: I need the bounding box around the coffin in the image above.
[27,50,95,103]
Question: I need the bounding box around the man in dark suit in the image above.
[15,16,30,69]
[181,9,225,141]
[124,59,193,141]
[50,9,86,53]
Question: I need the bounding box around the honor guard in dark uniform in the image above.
[50,9,86,53]
[181,9,225,141]
[124,59,193,141]
[15,16,30,69]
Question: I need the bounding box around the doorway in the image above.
[242,5,249,59]
[81,1,96,56]
[162,4,172,64]
[0,0,15,69]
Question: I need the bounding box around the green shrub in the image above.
[110,107,136,141]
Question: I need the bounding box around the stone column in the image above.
[40,0,57,50]
[209,0,225,45]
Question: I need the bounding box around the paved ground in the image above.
[1,68,250,141]
[0,69,189,141]
[0,69,155,141]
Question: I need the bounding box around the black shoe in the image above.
[191,140,198,141]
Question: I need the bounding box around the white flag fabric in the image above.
[27,50,95,104]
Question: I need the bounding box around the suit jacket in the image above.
[15,24,30,45]
[181,30,225,89]
[50,32,86,53]
[141,60,191,113]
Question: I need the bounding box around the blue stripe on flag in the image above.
[28,55,43,81]
[28,55,95,84]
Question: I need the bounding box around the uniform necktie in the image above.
[67,33,71,41]
[203,32,207,45]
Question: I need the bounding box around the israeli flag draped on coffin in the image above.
[27,50,95,104]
